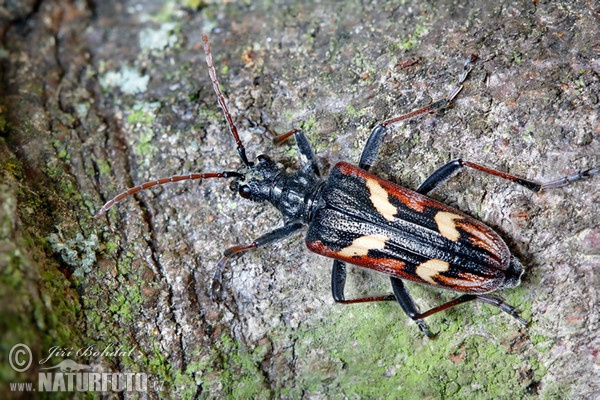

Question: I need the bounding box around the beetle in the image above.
[97,34,598,337]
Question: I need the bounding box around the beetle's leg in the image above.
[333,263,526,337]
[331,259,396,303]
[359,101,454,172]
[390,277,436,338]
[417,159,599,195]
[294,129,320,177]
[412,293,528,327]
[359,55,476,171]
[211,221,304,298]
[330,259,448,338]
[274,129,320,176]
[358,125,388,171]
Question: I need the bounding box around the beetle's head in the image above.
[230,154,283,202]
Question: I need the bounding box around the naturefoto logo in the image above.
[8,343,151,393]
[37,359,146,392]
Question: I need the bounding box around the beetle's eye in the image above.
[239,185,252,199]
[257,154,271,163]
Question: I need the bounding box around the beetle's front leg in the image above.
[211,221,304,298]
[273,129,320,177]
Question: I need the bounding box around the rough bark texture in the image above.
[1,0,599,399]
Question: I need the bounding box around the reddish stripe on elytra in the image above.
[456,220,509,268]
[335,162,434,213]
[435,270,504,293]
[307,239,413,281]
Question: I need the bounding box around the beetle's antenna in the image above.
[202,34,252,166]
[95,171,242,218]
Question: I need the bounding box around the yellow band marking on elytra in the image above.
[434,211,464,241]
[365,178,397,221]
[416,259,450,285]
[338,234,388,258]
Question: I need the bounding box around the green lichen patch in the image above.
[285,296,541,399]
[0,172,84,391]
[193,334,271,399]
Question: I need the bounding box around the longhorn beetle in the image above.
[97,34,598,337]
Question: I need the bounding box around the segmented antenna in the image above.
[95,34,254,218]
[95,171,241,218]
[202,34,252,166]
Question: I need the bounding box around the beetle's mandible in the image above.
[97,34,598,337]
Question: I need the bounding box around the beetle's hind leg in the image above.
[390,277,436,337]
[413,293,528,328]
[392,279,528,337]
[330,261,436,337]
[331,259,527,337]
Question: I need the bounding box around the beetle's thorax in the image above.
[235,154,324,224]
[271,166,324,224]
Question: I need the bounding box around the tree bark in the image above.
[1,0,598,398]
